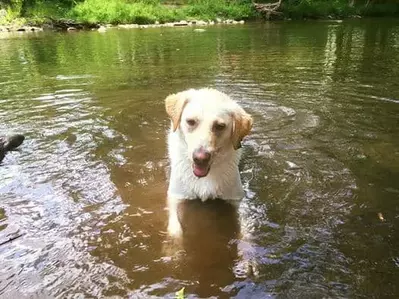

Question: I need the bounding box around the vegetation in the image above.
[69,0,254,24]
[281,0,399,19]
[0,0,398,26]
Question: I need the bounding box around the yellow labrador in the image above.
[164,88,253,237]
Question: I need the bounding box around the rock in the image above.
[155,20,160,25]
[98,26,107,32]
[239,20,245,24]
[209,21,215,25]
[286,161,301,170]
[14,26,43,32]
[0,135,25,151]
[67,27,77,31]
[0,134,25,163]
[174,21,188,26]
[194,28,206,32]
[216,18,222,23]
[197,20,207,26]
[232,20,238,24]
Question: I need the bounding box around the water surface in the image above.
[0,19,399,298]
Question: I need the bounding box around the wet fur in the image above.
[165,88,251,203]
[164,88,252,240]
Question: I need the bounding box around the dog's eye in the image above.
[186,119,197,126]
[214,123,226,131]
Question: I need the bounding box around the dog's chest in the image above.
[190,176,224,200]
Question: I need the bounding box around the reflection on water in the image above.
[0,19,399,298]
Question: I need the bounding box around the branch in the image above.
[253,0,283,18]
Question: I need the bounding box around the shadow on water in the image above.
[0,19,399,298]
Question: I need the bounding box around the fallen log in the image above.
[46,18,100,31]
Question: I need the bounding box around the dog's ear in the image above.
[232,107,253,150]
[165,91,189,132]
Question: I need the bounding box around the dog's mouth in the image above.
[192,163,210,178]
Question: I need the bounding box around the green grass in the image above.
[181,0,255,21]
[69,0,255,24]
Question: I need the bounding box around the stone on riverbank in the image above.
[1,18,246,34]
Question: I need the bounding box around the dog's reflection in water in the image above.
[164,198,242,287]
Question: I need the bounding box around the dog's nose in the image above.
[193,148,211,165]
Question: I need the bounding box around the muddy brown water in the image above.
[0,19,399,298]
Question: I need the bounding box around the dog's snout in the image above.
[193,148,211,165]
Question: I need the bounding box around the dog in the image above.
[164,88,253,237]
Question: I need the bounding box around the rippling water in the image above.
[1,19,399,298]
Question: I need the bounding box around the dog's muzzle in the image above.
[192,147,211,178]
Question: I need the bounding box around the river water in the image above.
[0,19,398,298]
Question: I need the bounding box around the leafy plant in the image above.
[176,287,185,299]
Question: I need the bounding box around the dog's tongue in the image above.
[193,164,208,177]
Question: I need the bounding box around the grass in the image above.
[69,0,255,24]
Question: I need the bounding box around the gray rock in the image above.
[98,25,107,32]
[0,134,25,163]
[174,21,188,26]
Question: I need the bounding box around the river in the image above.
[1,19,399,298]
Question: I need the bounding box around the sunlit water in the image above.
[1,19,399,298]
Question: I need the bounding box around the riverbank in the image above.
[0,18,245,33]
[1,0,398,32]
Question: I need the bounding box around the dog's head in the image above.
[165,88,252,178]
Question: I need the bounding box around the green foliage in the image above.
[70,0,255,24]
[182,0,255,20]
[360,2,399,17]
[1,0,399,25]
[176,287,185,299]
[281,0,356,19]
[70,0,188,24]
[280,0,399,19]
[24,1,70,23]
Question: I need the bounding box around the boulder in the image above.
[0,134,25,163]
